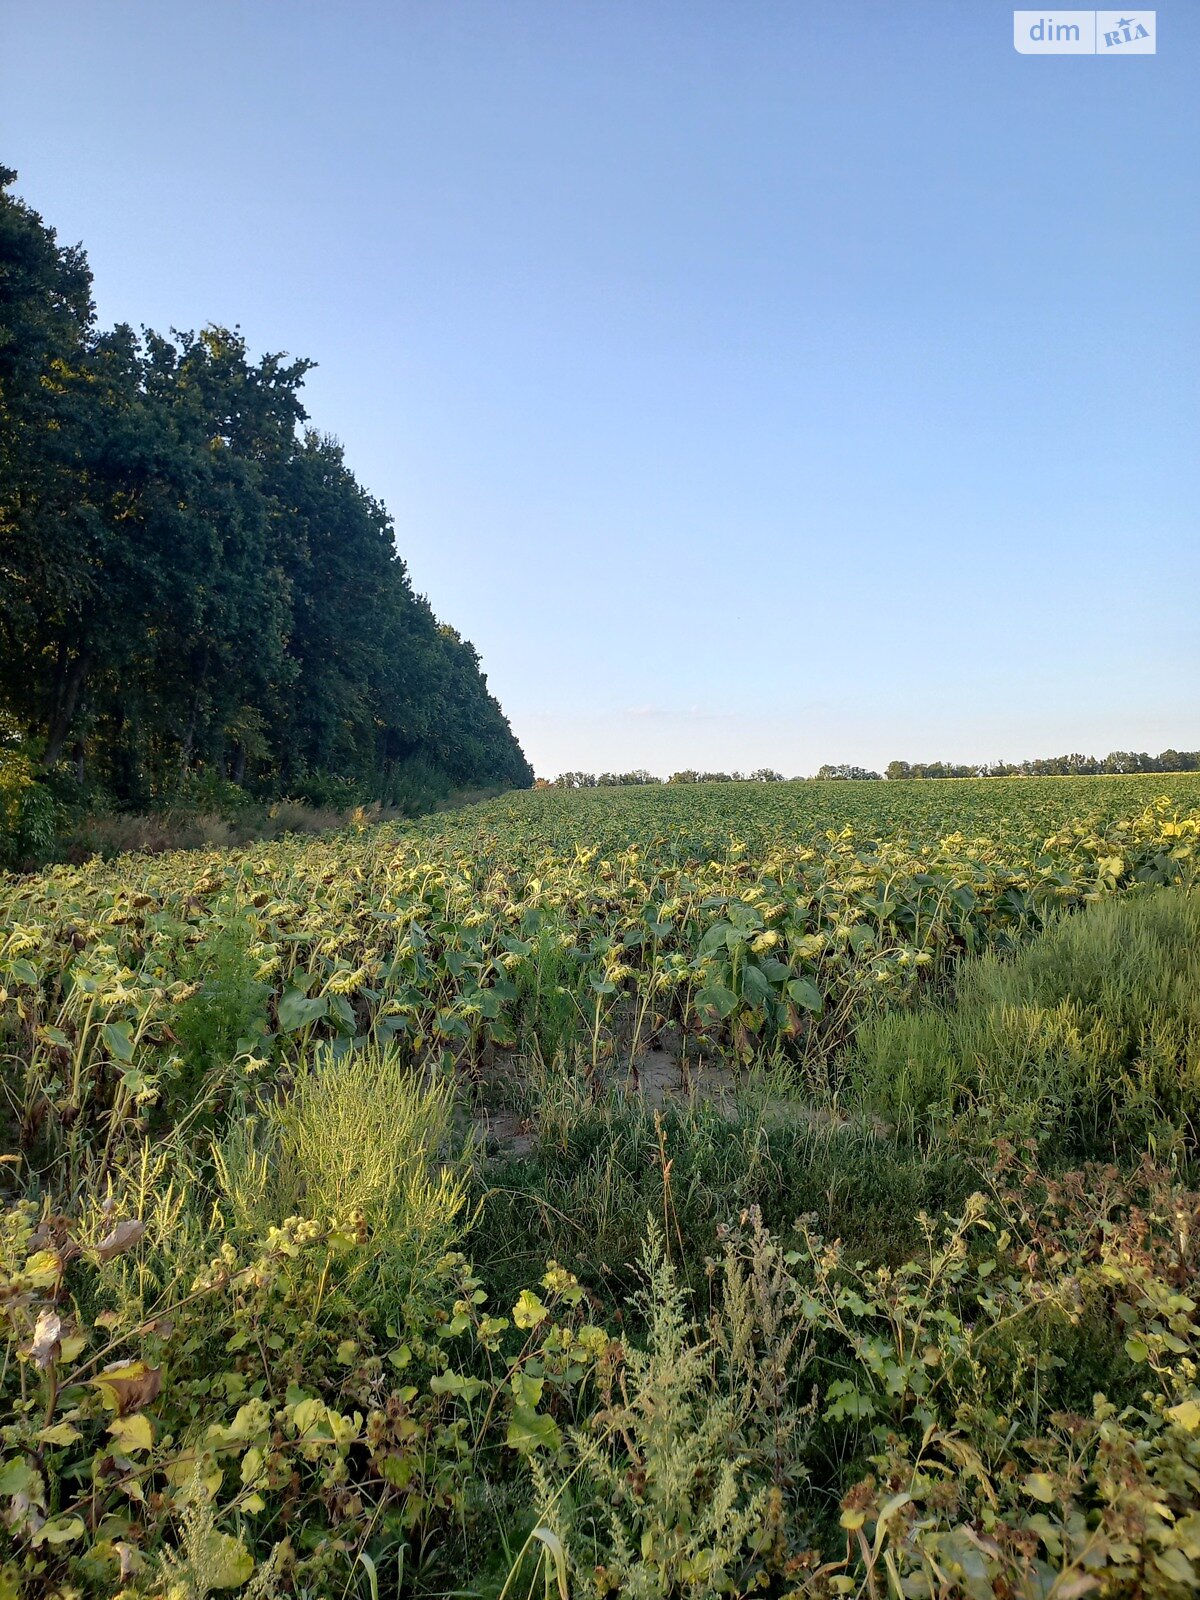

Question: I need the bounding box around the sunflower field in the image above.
[1,775,1199,1598]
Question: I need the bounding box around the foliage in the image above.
[848,884,1200,1161]
[1,781,1195,1170]
[532,1217,812,1597]
[1,776,1199,1593]
[889,750,1200,780]
[531,1171,1200,1599]
[0,750,61,871]
[218,1046,470,1314]
[473,1094,972,1306]
[0,1118,607,1595]
[0,168,532,814]
[815,765,882,781]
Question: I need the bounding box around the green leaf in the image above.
[102,1020,135,1062]
[698,921,734,956]
[505,1404,562,1454]
[695,983,738,1021]
[326,994,356,1034]
[786,977,823,1013]
[740,963,773,1005]
[429,1370,485,1399]
[277,988,328,1032]
[0,1457,37,1496]
[32,1514,86,1547]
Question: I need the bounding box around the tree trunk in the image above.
[42,650,91,769]
[180,648,209,777]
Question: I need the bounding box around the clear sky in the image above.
[2,2,1196,778]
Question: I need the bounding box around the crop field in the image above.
[2,774,1199,1597]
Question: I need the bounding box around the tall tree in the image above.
[0,168,532,805]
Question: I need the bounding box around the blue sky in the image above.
[2,2,1195,777]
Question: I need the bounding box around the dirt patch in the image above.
[611,1047,739,1111]
[471,1105,538,1159]
[467,1036,848,1160]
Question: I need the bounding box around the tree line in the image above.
[884,751,1199,780]
[0,167,532,809]
[541,750,1199,787]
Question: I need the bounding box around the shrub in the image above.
[532,1217,813,1596]
[171,909,271,1109]
[0,749,61,870]
[528,1165,1200,1597]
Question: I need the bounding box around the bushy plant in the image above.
[532,1218,814,1596]
[0,750,61,871]
[526,1167,1200,1598]
[171,910,271,1110]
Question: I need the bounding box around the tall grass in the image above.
[847,886,1200,1162]
[472,1085,971,1306]
[217,1045,469,1312]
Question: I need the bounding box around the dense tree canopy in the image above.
[0,167,532,805]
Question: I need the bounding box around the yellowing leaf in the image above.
[108,1412,154,1453]
[36,1421,82,1447]
[291,1397,327,1436]
[193,1530,255,1589]
[1166,1399,1200,1432]
[512,1289,548,1329]
[92,1359,162,1415]
[32,1514,86,1547]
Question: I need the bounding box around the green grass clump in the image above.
[217,1045,469,1314]
[848,886,1200,1163]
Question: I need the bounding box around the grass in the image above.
[470,1076,975,1310]
[847,884,1200,1164]
[216,1045,470,1313]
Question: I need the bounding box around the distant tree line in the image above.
[541,751,1198,788]
[885,751,1199,780]
[547,769,789,788]
[0,167,532,808]
[815,765,881,782]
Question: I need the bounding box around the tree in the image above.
[0,169,533,806]
[816,764,882,781]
